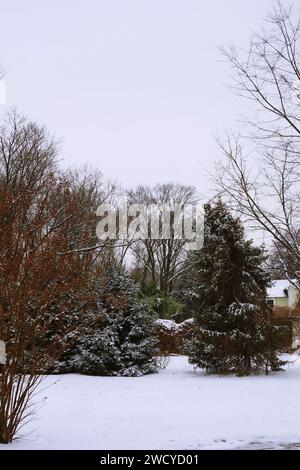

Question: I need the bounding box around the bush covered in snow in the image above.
[54,267,158,376]
[155,318,194,355]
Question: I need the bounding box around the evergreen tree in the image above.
[186,200,286,375]
[55,266,158,376]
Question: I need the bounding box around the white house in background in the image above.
[266,279,299,309]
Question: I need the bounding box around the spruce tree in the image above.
[186,200,286,375]
[56,266,158,376]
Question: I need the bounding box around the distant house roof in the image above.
[267,279,297,298]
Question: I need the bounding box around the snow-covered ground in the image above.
[2,355,300,450]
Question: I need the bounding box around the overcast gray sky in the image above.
[0,0,277,194]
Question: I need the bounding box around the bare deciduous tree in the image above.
[215,2,300,286]
[268,228,300,279]
[127,183,199,293]
[0,112,114,443]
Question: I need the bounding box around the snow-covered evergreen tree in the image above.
[186,200,286,375]
[56,266,158,376]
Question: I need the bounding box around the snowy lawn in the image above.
[2,355,300,450]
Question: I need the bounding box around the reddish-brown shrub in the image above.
[154,319,195,355]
